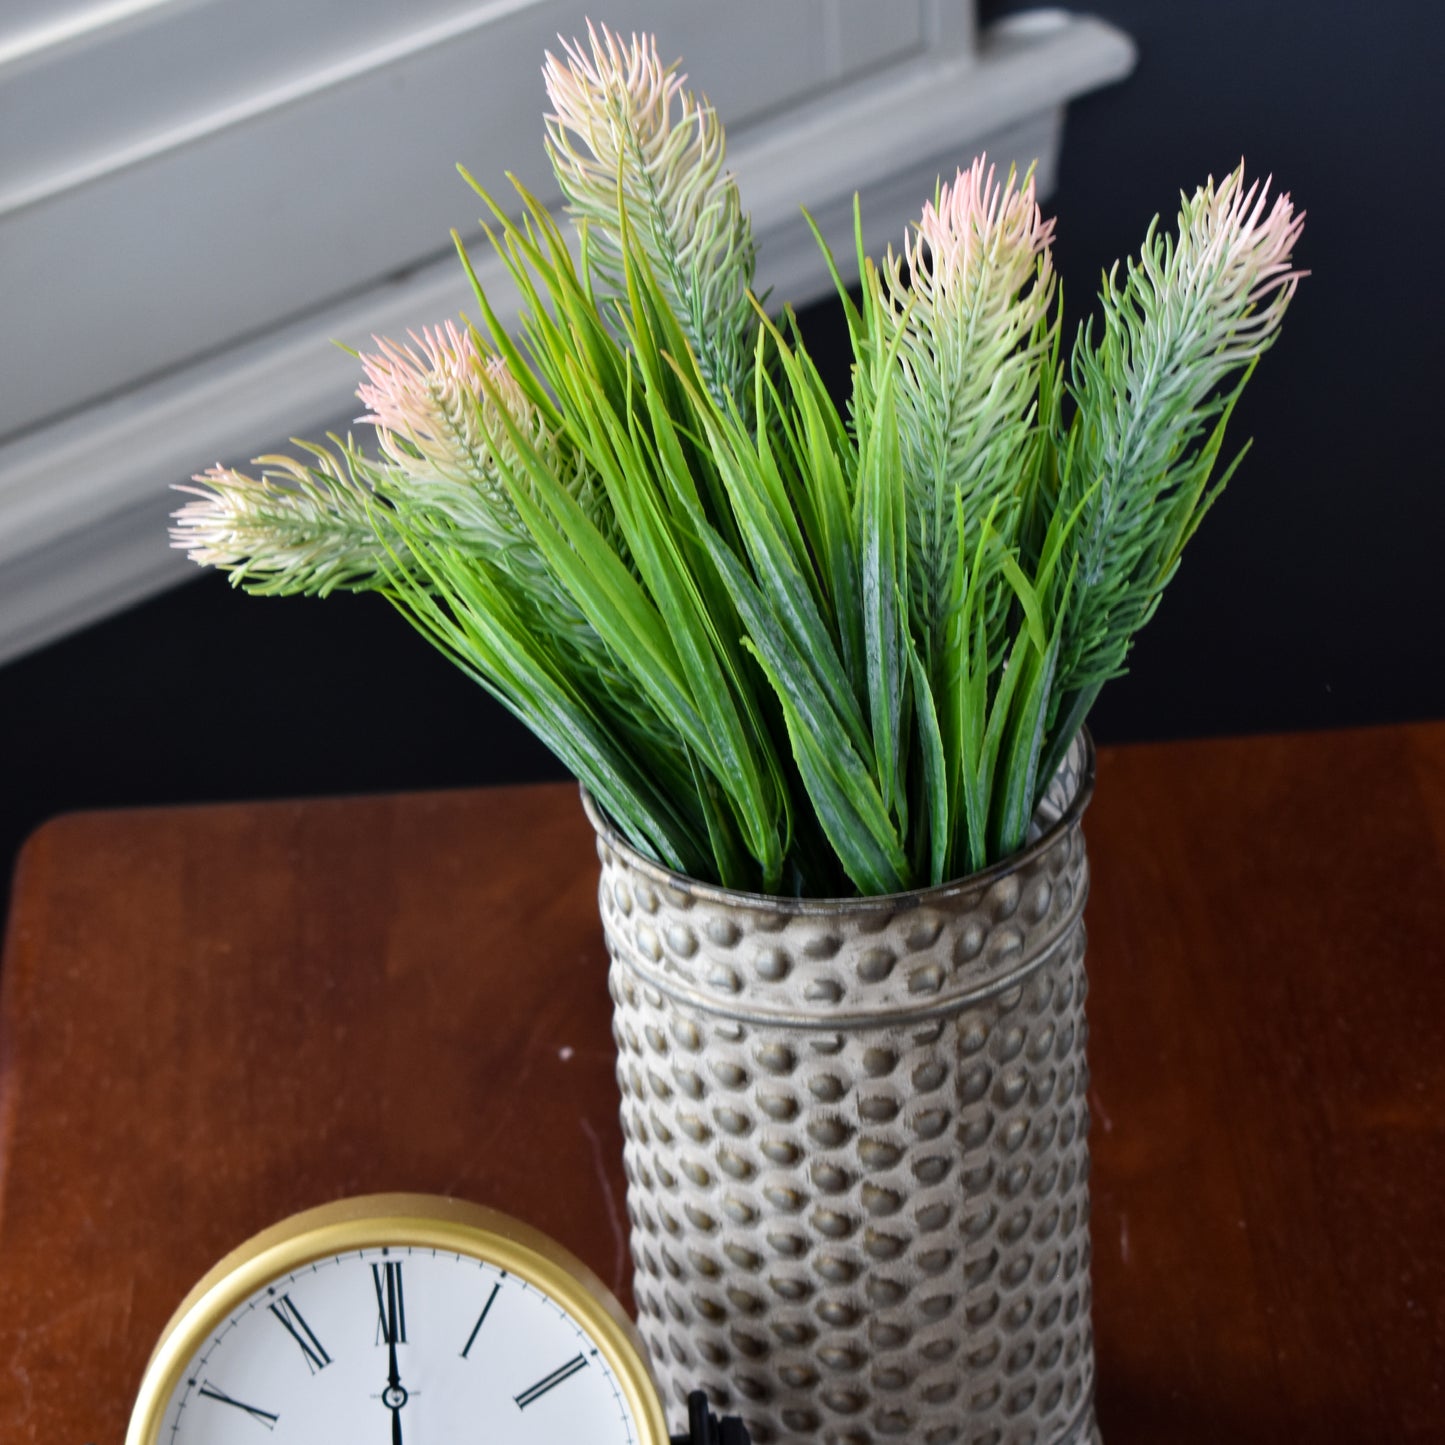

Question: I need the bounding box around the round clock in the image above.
[125,1194,675,1445]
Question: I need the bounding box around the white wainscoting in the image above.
[0,4,1133,665]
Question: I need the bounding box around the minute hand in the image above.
[374,1263,409,1444]
[384,1316,407,1445]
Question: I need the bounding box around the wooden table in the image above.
[2,726,1442,1443]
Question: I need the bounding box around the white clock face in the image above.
[159,1245,647,1444]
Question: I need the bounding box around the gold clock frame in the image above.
[125,1193,671,1445]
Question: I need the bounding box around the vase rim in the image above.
[581,728,1095,914]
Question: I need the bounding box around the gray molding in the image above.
[0,8,1133,666]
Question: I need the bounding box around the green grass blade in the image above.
[907,636,949,886]
[859,377,908,823]
[743,640,911,895]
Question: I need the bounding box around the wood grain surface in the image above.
[1,726,1442,1442]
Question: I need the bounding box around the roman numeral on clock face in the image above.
[372,1260,407,1345]
[197,1379,280,1429]
[267,1294,331,1374]
[515,1353,588,1409]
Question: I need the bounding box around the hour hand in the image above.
[373,1261,409,1435]
[373,1261,407,1367]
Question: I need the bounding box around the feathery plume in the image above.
[357,322,552,488]
[1055,162,1306,702]
[543,23,756,409]
[881,158,1058,654]
[170,452,390,597]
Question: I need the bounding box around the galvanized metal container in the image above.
[587,733,1098,1445]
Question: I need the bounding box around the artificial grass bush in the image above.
[174,25,1305,897]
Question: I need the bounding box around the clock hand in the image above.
[375,1262,408,1444]
[382,1333,407,1445]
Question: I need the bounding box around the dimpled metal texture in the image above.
[588,735,1098,1445]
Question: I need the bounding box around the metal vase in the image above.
[586,733,1099,1445]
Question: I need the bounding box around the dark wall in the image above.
[2,1,1440,909]
[979,0,1444,742]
